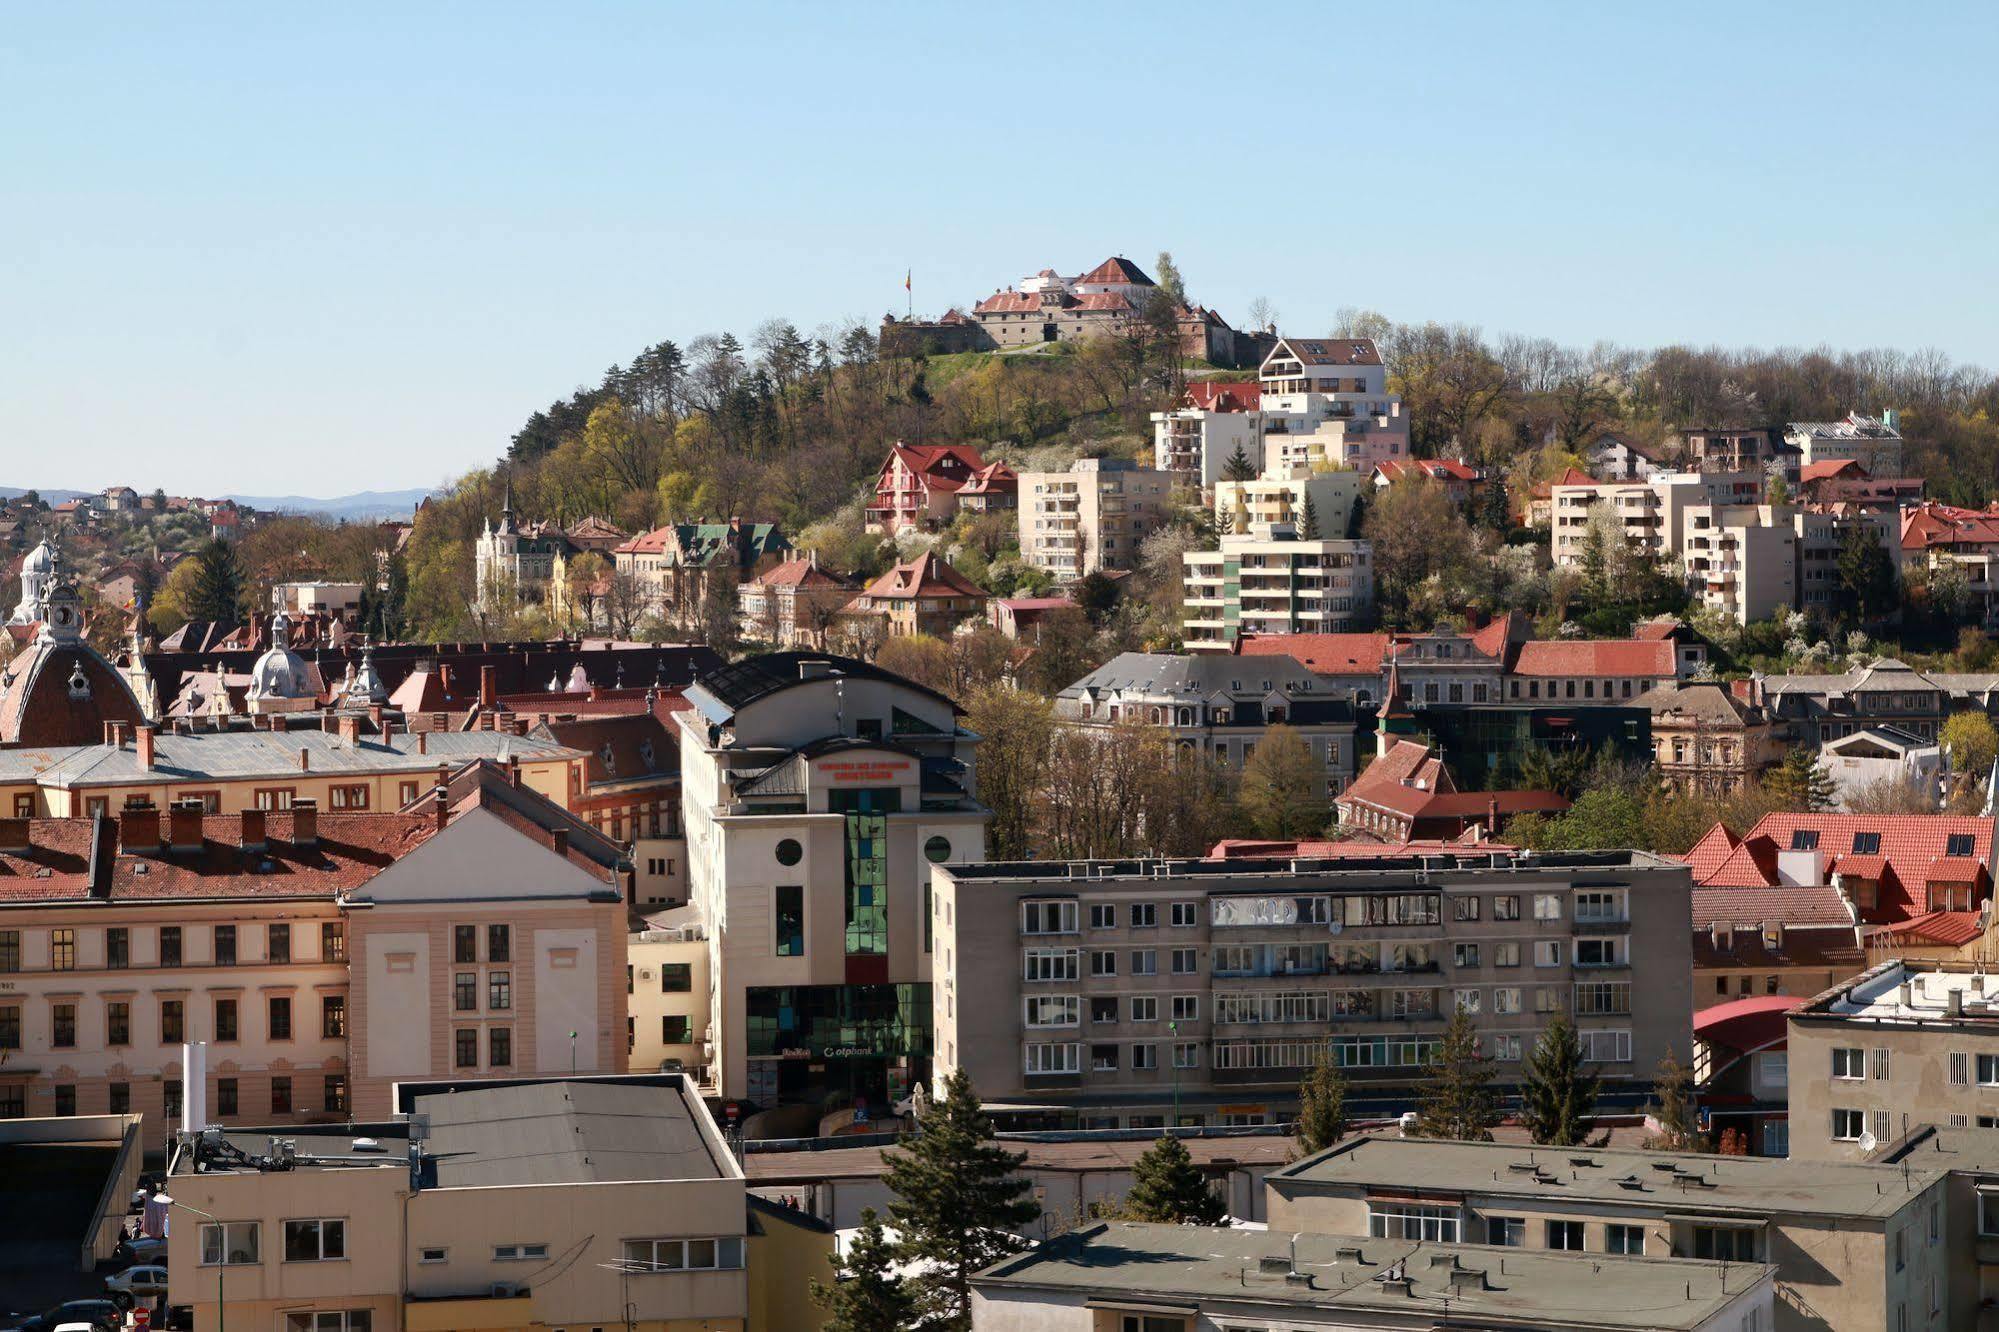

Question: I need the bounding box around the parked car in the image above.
[104,1265,168,1297]
[3,1299,123,1332]
[111,1233,166,1263]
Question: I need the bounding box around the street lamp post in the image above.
[158,1196,223,1332]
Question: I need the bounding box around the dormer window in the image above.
[1851,832,1881,855]
[1947,833,1975,857]
[1790,830,1819,850]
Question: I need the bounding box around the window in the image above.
[454,973,477,1012]
[1131,996,1159,1022]
[106,1000,130,1045]
[1575,890,1626,922]
[1486,1216,1523,1246]
[209,924,235,966]
[660,963,692,992]
[1369,1204,1459,1242]
[1493,942,1520,968]
[1170,902,1198,927]
[1171,995,1199,1021]
[271,1077,292,1114]
[321,922,344,962]
[489,972,512,1011]
[1024,1042,1080,1075]
[54,1084,75,1115]
[51,928,75,970]
[1790,829,1819,850]
[161,999,184,1043]
[775,837,803,867]
[1173,1042,1199,1069]
[489,1028,511,1067]
[419,1247,447,1264]
[1493,895,1520,921]
[1605,1224,1645,1255]
[454,925,477,963]
[329,784,368,810]
[107,927,129,969]
[1453,943,1480,968]
[1534,941,1563,968]
[1170,948,1198,975]
[1091,1044,1119,1072]
[1024,995,1080,1028]
[1089,950,1117,977]
[1832,1047,1865,1080]
[1692,1226,1758,1262]
[1980,1192,1999,1237]
[158,926,182,967]
[1131,949,1157,976]
[0,930,16,972]
[268,996,292,1041]
[487,924,510,963]
[620,1236,745,1272]
[1091,996,1119,1024]
[267,923,290,964]
[1024,948,1079,982]
[1578,1029,1631,1062]
[1869,1047,1890,1080]
[493,1243,550,1261]
[1831,1108,1865,1141]
[0,1006,16,1050]
[773,884,805,956]
[1131,1043,1158,1070]
[200,1221,261,1265]
[210,997,238,1041]
[1488,1034,1523,1061]
[252,788,295,810]
[455,1029,478,1068]
[1978,1054,1999,1086]
[1493,988,1522,1015]
[1851,831,1882,855]
[1089,904,1116,929]
[322,995,346,1039]
[324,1074,348,1113]
[1130,903,1158,928]
[165,1080,182,1120]
[1546,1220,1584,1251]
[1452,896,1480,922]
[1021,900,1079,935]
[660,1014,691,1044]
[1948,833,1977,857]
[109,1082,129,1114]
[1575,937,1626,968]
[1118,1316,1182,1332]
[217,1078,238,1115]
[1532,894,1562,921]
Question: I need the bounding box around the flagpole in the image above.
[906,268,913,321]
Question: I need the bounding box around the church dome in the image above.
[21,539,56,574]
[247,610,311,701]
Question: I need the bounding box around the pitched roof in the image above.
[957,460,1018,495]
[1869,910,1984,947]
[1682,823,1742,881]
[746,556,854,591]
[1901,501,1999,552]
[1336,740,1460,819]
[1636,680,1767,725]
[1686,813,1992,924]
[853,551,987,603]
[1801,459,1868,483]
[881,443,991,492]
[1183,381,1260,412]
[1268,337,1382,367]
[971,290,1047,314]
[1074,255,1155,287]
[1374,458,1481,485]
[1514,639,1676,679]
[1236,633,1391,677]
[1690,882,1857,930]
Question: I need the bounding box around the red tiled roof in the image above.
[1510,640,1676,679]
[881,443,991,494]
[1683,823,1742,881]
[749,557,854,591]
[1870,910,1983,947]
[1688,813,1994,925]
[1338,740,1461,818]
[1690,883,1855,930]
[958,461,1018,495]
[973,290,1044,314]
[1184,382,1261,412]
[1237,633,1391,676]
[853,551,988,603]
[1375,458,1481,485]
[1071,292,1135,312]
[1074,256,1155,287]
[1902,502,1999,552]
[1801,459,1868,483]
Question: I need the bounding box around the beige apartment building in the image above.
[930,848,1692,1129]
[0,766,632,1130]
[628,905,712,1080]
[163,1075,754,1332]
[1212,467,1364,544]
[675,653,988,1116]
[1183,524,1374,649]
[1681,502,1799,625]
[1017,458,1171,579]
[1266,1134,1950,1332]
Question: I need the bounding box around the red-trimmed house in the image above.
[865,443,1002,534]
[1332,739,1568,843]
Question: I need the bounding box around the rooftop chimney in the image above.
[239,807,267,852]
[506,755,522,788]
[416,730,428,756]
[480,664,498,709]
[291,799,319,847]
[298,746,311,772]
[337,714,361,748]
[118,802,160,854]
[135,724,156,772]
[1950,987,1965,1018]
[168,802,203,853]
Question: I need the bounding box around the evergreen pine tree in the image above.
[1345,490,1368,539]
[884,1068,1039,1331]
[1520,1011,1600,1146]
[1765,746,1837,812]
[1299,491,1321,540]
[1835,519,1897,626]
[1223,443,1257,482]
[1121,1135,1227,1224]
[1646,1046,1708,1152]
[187,538,245,623]
[812,1207,918,1332]
[1480,470,1512,532]
[1293,1049,1348,1158]
[1412,1007,1500,1141]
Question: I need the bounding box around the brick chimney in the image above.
[118,802,160,854]
[480,665,498,709]
[338,714,361,748]
[168,802,203,853]
[239,807,267,852]
[298,747,311,772]
[380,717,397,746]
[135,724,156,772]
[416,729,428,756]
[291,799,319,847]
[506,755,522,788]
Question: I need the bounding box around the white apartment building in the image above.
[1549,471,1763,571]
[1152,383,1263,489]
[1214,468,1365,543]
[674,653,988,1112]
[1788,411,1906,475]
[1017,458,1171,578]
[1258,337,1410,473]
[1184,523,1373,650]
[1681,503,1798,625]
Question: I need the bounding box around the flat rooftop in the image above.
[1271,1134,1940,1222]
[1877,1123,1999,1174]
[976,1222,1770,1330]
[1796,959,1999,1025]
[941,849,1678,884]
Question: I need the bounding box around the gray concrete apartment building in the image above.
[930,849,1692,1129]
[1266,1134,1949,1332]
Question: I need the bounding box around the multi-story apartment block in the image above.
[627,906,711,1080]
[1257,337,1410,472]
[1266,1134,1950,1332]
[1795,506,1899,617]
[930,848,1690,1129]
[1055,652,1358,796]
[1681,502,1798,625]
[161,1074,762,1332]
[1183,523,1373,650]
[1017,458,1171,579]
[0,768,631,1128]
[1548,471,1764,572]
[1681,425,1799,480]
[972,1219,1776,1332]
[1213,468,1364,544]
[1151,380,1262,489]
[674,653,988,1110]
[1788,410,1905,475]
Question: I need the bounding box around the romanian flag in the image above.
[904,269,911,292]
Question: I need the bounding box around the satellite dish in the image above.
[1857,1130,1878,1153]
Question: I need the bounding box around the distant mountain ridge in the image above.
[0,486,432,521]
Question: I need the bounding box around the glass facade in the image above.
[744,982,931,1110]
[832,787,898,956]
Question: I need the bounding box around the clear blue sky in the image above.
[5,2,1995,496]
